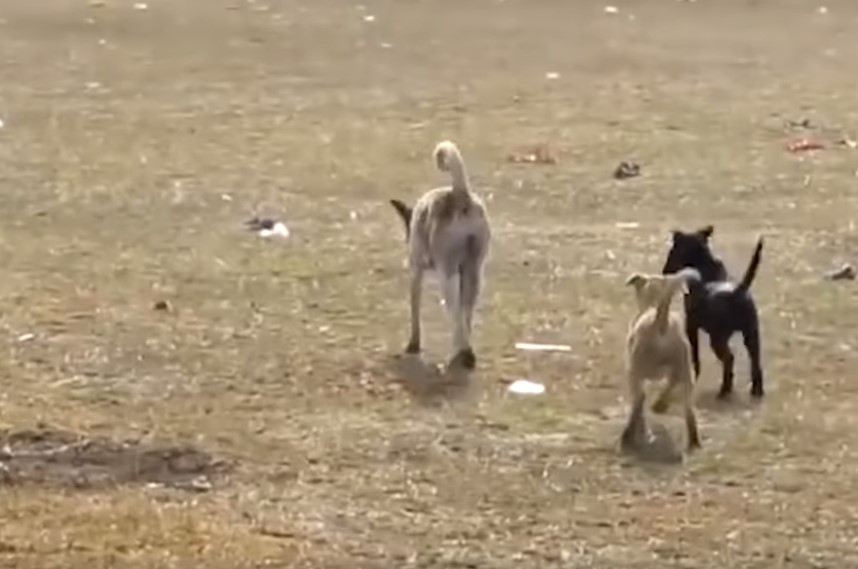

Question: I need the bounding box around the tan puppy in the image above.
[622,268,701,451]
[389,141,491,369]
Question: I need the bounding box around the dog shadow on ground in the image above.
[620,422,686,465]
[619,389,764,467]
[695,388,764,413]
[388,354,476,407]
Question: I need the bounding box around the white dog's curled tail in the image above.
[433,140,470,195]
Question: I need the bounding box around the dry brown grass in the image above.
[2,0,858,566]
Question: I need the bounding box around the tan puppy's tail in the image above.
[654,268,700,333]
[433,141,470,196]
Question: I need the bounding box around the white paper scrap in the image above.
[515,342,572,352]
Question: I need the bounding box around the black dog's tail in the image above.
[735,237,764,296]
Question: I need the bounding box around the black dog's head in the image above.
[662,225,725,281]
[389,199,413,241]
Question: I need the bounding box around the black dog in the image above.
[662,226,765,399]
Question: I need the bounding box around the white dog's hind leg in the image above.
[459,259,482,347]
[406,266,424,353]
[440,271,474,369]
[440,271,464,347]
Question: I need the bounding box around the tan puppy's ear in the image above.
[625,273,646,288]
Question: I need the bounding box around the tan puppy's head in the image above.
[625,272,689,312]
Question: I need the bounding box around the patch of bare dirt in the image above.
[0,427,230,491]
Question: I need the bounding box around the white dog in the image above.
[389,141,491,369]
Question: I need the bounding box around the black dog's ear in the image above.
[670,229,682,242]
[698,225,714,240]
[389,199,413,240]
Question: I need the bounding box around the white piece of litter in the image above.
[349,210,358,220]
[363,14,375,22]
[221,194,233,201]
[545,72,560,80]
[615,222,640,229]
[380,42,393,49]
[0,117,4,129]
[515,342,572,352]
[508,379,546,395]
[258,222,290,238]
[17,333,35,342]
[604,5,619,14]
[133,2,148,10]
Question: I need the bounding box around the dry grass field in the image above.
[2,0,858,567]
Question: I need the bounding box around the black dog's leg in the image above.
[709,336,735,399]
[742,320,764,398]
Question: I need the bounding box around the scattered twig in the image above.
[786,138,825,153]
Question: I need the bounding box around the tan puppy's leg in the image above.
[621,370,649,450]
[675,356,701,450]
[684,397,702,450]
[652,376,677,414]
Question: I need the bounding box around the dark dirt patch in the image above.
[0,427,230,491]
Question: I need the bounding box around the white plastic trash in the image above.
[258,222,290,238]
[508,379,546,395]
[515,342,572,352]
[245,216,290,239]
